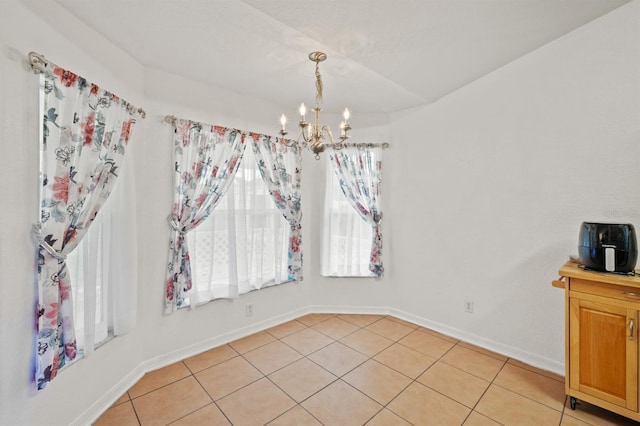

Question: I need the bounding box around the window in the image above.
[66,218,109,355]
[187,146,290,305]
[321,156,376,277]
[65,150,138,356]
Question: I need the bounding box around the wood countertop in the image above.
[554,260,640,289]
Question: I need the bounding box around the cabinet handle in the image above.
[622,291,640,298]
[631,318,635,340]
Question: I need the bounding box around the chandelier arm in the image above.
[322,125,338,145]
[298,128,310,147]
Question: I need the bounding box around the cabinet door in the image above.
[569,297,638,410]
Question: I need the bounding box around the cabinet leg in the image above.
[570,396,577,410]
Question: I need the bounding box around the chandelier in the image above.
[279,51,351,159]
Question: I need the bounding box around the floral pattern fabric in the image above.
[166,119,246,313]
[329,145,383,277]
[250,134,303,281]
[35,63,138,390]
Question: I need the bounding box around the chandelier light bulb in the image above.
[343,108,350,122]
[299,103,306,120]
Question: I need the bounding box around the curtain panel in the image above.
[34,63,139,390]
[250,134,303,281]
[321,157,375,277]
[166,119,246,314]
[329,145,384,277]
[65,147,138,356]
[186,145,290,303]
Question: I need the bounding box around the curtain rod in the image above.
[28,51,146,119]
[163,115,244,134]
[28,51,48,74]
[329,142,390,149]
[164,115,389,149]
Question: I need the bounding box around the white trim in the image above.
[139,306,312,374]
[386,307,564,376]
[71,365,145,426]
[310,305,564,375]
[73,304,564,425]
[308,304,392,315]
[74,306,311,426]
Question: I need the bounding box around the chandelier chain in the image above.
[315,59,323,106]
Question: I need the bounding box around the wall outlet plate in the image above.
[465,301,474,313]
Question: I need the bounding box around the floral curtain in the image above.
[34,62,139,390]
[250,134,303,281]
[329,145,383,277]
[166,119,246,313]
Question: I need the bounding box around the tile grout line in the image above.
[135,362,222,426]
[339,327,463,424]
[128,398,143,426]
[380,337,556,425]
[273,314,370,425]
[188,360,238,426]
[239,316,464,425]
[557,395,568,426]
[377,334,464,424]
[467,355,568,425]
[298,315,417,424]
[111,317,437,424]
[202,314,355,424]
[126,363,193,400]
[488,368,567,414]
[101,314,567,425]
[462,355,509,425]
[264,314,406,425]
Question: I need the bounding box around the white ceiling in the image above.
[49,0,629,115]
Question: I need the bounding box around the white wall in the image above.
[1,0,638,424]
[0,2,391,424]
[388,0,640,371]
[136,68,320,366]
[0,2,147,425]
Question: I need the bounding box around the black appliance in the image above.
[578,222,638,273]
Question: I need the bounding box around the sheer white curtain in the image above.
[250,134,303,281]
[187,145,289,305]
[65,149,137,356]
[321,155,375,277]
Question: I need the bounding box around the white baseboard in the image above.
[73,305,312,426]
[72,365,146,426]
[309,305,564,376]
[386,307,565,377]
[73,304,564,425]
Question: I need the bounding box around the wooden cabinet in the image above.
[555,261,640,420]
[569,297,637,410]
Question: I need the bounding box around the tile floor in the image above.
[94,314,639,425]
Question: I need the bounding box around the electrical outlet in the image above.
[465,301,474,313]
[246,303,253,317]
